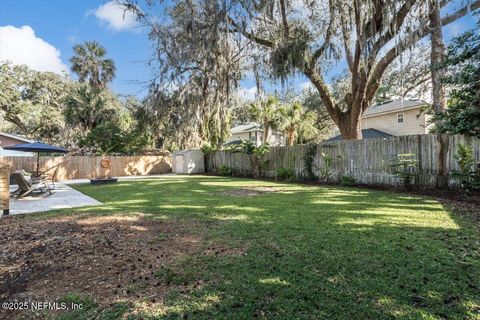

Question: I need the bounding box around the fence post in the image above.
[0,167,10,216]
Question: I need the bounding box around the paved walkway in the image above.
[6,183,102,215]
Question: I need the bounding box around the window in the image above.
[397,113,404,123]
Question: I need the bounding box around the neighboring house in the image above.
[0,132,34,156]
[328,99,432,140]
[226,122,285,146]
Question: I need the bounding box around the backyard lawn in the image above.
[1,175,479,319]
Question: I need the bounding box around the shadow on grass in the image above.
[38,176,480,319]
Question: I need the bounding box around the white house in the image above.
[328,99,432,140]
[226,122,285,146]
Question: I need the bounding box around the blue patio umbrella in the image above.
[3,142,68,175]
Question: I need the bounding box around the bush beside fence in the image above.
[206,134,480,189]
[0,155,172,180]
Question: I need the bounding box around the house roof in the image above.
[225,139,243,145]
[0,132,33,143]
[326,129,393,142]
[230,122,284,135]
[363,99,427,117]
[230,122,263,134]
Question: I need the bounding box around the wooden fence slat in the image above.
[206,134,480,189]
[0,155,172,180]
[0,166,9,215]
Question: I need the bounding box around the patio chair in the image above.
[11,172,52,199]
[32,167,59,190]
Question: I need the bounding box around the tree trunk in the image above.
[263,119,270,144]
[336,111,363,140]
[287,127,297,146]
[4,114,30,138]
[429,0,449,188]
[305,67,364,140]
[250,155,261,178]
[430,0,446,115]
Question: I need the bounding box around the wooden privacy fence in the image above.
[206,134,480,189]
[0,167,9,215]
[0,155,172,181]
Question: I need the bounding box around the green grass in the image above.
[60,176,479,319]
[53,293,130,320]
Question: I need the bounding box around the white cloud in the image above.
[237,86,257,102]
[94,1,139,31]
[0,25,68,74]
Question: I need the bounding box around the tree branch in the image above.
[442,0,480,25]
[227,16,275,47]
[309,0,335,69]
[366,0,480,103]
[340,16,354,72]
[279,0,289,38]
[369,0,417,57]
[304,67,340,123]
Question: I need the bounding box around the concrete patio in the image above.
[3,174,178,216]
[6,183,102,215]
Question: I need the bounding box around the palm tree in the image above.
[249,96,280,144]
[70,41,116,89]
[64,84,118,132]
[278,101,318,146]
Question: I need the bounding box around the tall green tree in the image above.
[249,96,281,144]
[0,62,69,143]
[64,84,120,132]
[121,1,242,149]
[124,0,480,140]
[70,41,116,89]
[435,18,480,138]
[64,85,150,153]
[278,101,318,146]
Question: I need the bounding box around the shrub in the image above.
[200,144,217,155]
[390,154,418,190]
[453,144,480,194]
[319,152,333,183]
[219,165,232,176]
[303,144,317,181]
[341,175,356,187]
[233,140,271,178]
[276,167,294,181]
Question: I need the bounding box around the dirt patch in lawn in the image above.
[430,193,480,227]
[214,186,278,197]
[0,213,236,319]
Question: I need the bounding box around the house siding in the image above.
[361,108,429,135]
[329,106,430,138]
[0,134,34,157]
[267,133,285,146]
[227,130,285,146]
[0,135,28,148]
[229,132,255,143]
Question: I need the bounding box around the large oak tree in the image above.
[227,0,480,139]
[125,0,480,140]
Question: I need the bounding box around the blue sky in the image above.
[0,0,477,100]
[0,0,153,97]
